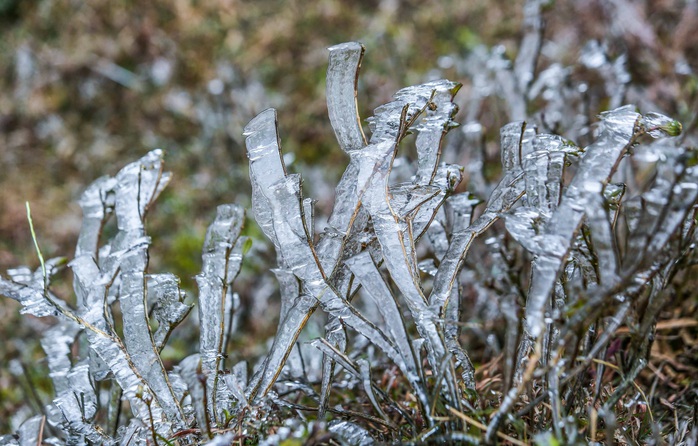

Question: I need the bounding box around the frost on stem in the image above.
[524,105,640,338]
[2,32,697,445]
[196,203,246,421]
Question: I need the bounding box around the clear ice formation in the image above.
[0,150,235,442]
[244,41,467,412]
[196,203,246,421]
[2,33,696,445]
[523,105,640,338]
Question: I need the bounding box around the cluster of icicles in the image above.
[1,39,693,445]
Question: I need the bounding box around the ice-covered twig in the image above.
[196,204,246,423]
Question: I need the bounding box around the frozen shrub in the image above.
[2,16,697,446]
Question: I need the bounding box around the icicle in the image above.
[328,420,375,446]
[17,416,45,446]
[114,151,185,429]
[344,252,424,394]
[179,355,210,439]
[525,105,640,338]
[414,81,461,183]
[429,122,528,315]
[244,109,288,251]
[326,42,367,153]
[75,176,116,259]
[196,204,245,422]
[148,274,192,352]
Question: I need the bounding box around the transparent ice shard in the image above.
[443,192,481,235]
[443,285,475,388]
[389,183,442,219]
[261,172,402,380]
[221,361,249,409]
[362,145,448,373]
[311,338,402,425]
[412,164,464,240]
[17,415,45,446]
[523,134,570,213]
[504,206,544,254]
[76,176,116,259]
[328,420,375,446]
[1,258,70,320]
[179,355,210,439]
[41,323,80,395]
[114,151,185,428]
[244,94,410,403]
[271,268,301,328]
[148,274,192,351]
[113,149,169,233]
[506,134,573,254]
[414,81,460,183]
[40,317,105,442]
[344,252,423,389]
[302,198,315,236]
[243,110,322,401]
[0,275,65,318]
[51,360,108,444]
[623,151,698,274]
[327,42,367,153]
[500,121,527,172]
[584,186,620,286]
[70,255,149,419]
[60,151,183,436]
[461,121,488,196]
[525,105,640,337]
[357,359,391,425]
[425,220,449,262]
[244,109,288,252]
[360,82,465,375]
[196,204,245,421]
[246,290,317,401]
[429,122,527,315]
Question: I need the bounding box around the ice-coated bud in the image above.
[642,112,683,138]
[659,120,683,137]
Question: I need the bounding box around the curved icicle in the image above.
[327,42,367,153]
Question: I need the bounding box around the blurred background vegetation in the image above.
[1,0,696,433]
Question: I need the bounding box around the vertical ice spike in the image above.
[244,108,288,253]
[196,204,245,423]
[345,251,426,401]
[414,81,460,184]
[327,42,367,153]
[525,105,640,338]
[113,151,185,429]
